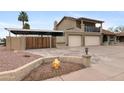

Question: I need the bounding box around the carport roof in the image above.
[5,28,64,36]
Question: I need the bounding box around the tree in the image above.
[108,26,124,32]
[115,26,124,32]
[18,11,29,28]
[23,23,30,29]
[108,27,114,31]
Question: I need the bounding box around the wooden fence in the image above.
[26,37,56,49]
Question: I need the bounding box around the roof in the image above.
[102,29,115,35]
[78,17,104,23]
[56,16,104,27]
[5,28,64,36]
[115,31,124,36]
[102,29,124,36]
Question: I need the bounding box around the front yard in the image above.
[0,46,41,72]
[26,45,124,80]
[0,45,124,80]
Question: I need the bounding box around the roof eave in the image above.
[77,18,104,23]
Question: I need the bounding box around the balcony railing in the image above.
[84,26,100,32]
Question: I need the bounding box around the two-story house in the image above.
[54,16,104,47]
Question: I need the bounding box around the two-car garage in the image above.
[68,35,100,47]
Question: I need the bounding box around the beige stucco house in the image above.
[54,16,104,47]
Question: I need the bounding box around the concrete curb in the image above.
[0,57,43,81]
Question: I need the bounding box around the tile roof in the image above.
[102,29,115,35]
[115,31,124,36]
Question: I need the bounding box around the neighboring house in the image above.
[102,29,116,45]
[116,31,124,43]
[54,16,104,47]
[102,29,124,45]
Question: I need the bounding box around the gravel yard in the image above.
[23,61,85,81]
[0,46,41,72]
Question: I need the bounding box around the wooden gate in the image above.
[26,37,56,49]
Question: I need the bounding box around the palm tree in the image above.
[18,11,28,28]
[23,23,30,29]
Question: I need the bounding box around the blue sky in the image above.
[0,11,124,38]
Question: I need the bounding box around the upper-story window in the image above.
[84,26,100,32]
[83,22,101,32]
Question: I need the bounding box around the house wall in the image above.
[119,36,124,42]
[83,21,95,26]
[76,20,81,28]
[56,30,84,47]
[57,18,76,30]
[56,36,66,47]
[84,32,101,36]
[6,36,26,50]
[55,17,102,47]
[56,27,102,47]
[56,19,77,47]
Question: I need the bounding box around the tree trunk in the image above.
[22,21,24,29]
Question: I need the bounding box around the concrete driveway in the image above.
[26,46,124,81]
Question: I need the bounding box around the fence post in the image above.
[50,36,52,48]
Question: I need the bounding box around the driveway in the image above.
[26,46,124,80]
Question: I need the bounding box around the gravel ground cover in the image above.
[0,46,41,72]
[23,61,86,81]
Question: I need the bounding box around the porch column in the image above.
[9,30,12,50]
[107,36,110,45]
[100,23,103,45]
[100,23,103,33]
[100,34,103,45]
[81,20,85,32]
[117,36,120,43]
[114,36,117,44]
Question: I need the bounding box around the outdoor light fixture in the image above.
[52,58,61,70]
[85,47,88,55]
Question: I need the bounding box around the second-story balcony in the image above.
[84,26,100,32]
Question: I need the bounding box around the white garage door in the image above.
[68,36,81,47]
[85,36,100,46]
